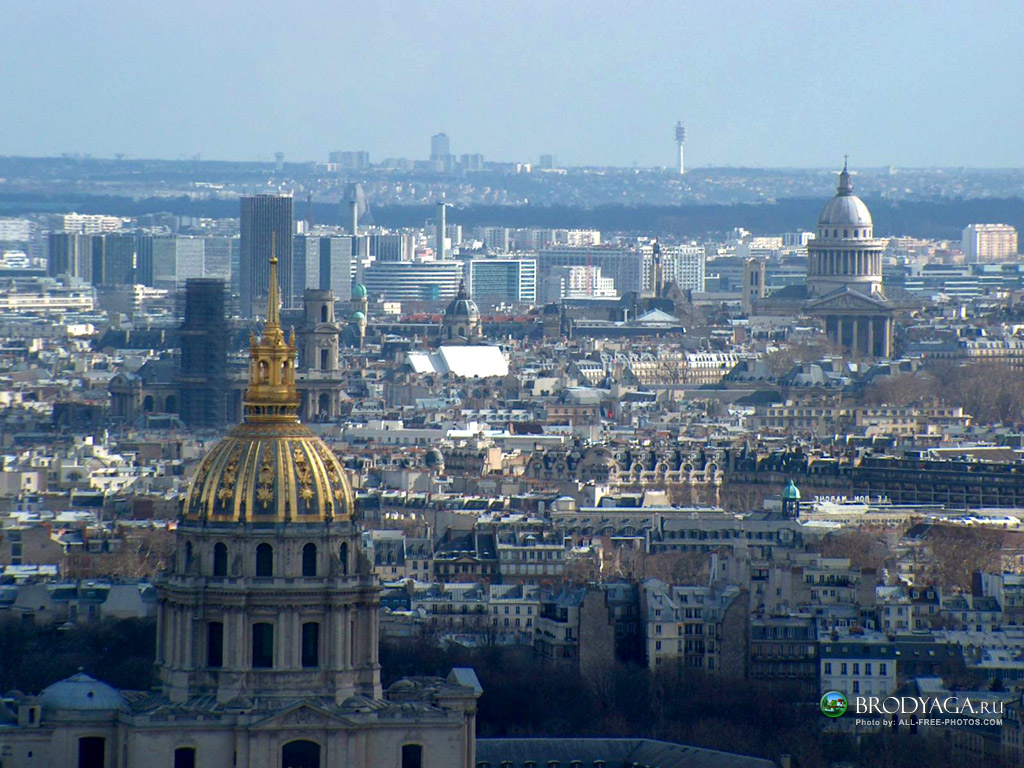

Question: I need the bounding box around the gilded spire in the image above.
[243,237,300,423]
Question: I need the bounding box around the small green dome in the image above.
[352,284,367,299]
[782,480,801,501]
[351,310,365,321]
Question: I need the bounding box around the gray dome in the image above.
[424,448,445,468]
[38,673,124,712]
[445,282,479,321]
[817,165,872,229]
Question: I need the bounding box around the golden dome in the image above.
[183,249,354,523]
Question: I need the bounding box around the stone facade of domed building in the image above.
[750,163,895,358]
[0,258,480,768]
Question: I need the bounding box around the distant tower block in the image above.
[674,121,686,175]
[274,151,284,173]
[436,201,447,259]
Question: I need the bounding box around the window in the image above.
[340,542,349,575]
[174,748,196,768]
[213,543,228,577]
[320,349,328,370]
[256,543,273,577]
[208,622,224,668]
[880,663,887,676]
[302,622,320,668]
[252,622,274,668]
[401,744,423,768]
[824,662,832,675]
[302,543,317,577]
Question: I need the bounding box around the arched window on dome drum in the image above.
[213,542,228,576]
[302,543,317,577]
[340,542,349,576]
[184,542,193,572]
[256,543,273,577]
[321,305,328,323]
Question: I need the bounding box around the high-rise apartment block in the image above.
[328,150,370,169]
[962,223,1018,263]
[240,194,293,316]
[659,245,706,291]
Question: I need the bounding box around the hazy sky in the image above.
[4,1,1023,168]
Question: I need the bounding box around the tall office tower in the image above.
[962,224,1019,263]
[203,236,234,283]
[467,258,538,304]
[240,194,293,316]
[47,232,93,280]
[152,236,206,290]
[177,278,228,428]
[319,236,354,300]
[91,233,138,286]
[675,121,686,175]
[430,132,450,160]
[135,234,154,286]
[436,202,447,259]
[538,154,555,170]
[293,234,321,298]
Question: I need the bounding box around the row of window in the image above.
[207,620,323,669]
[824,661,889,677]
[186,541,349,578]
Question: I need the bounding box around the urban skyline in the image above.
[4,2,1024,168]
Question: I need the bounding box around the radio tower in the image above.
[674,121,686,175]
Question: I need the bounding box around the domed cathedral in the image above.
[0,257,481,768]
[441,280,481,344]
[805,161,894,357]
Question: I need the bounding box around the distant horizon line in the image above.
[2,153,1023,173]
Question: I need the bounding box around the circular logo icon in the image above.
[820,690,848,717]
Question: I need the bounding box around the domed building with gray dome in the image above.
[746,162,894,358]
[805,162,894,357]
[0,258,481,768]
[441,281,481,344]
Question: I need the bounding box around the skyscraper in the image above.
[240,194,293,317]
[430,132,450,159]
[177,278,228,428]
